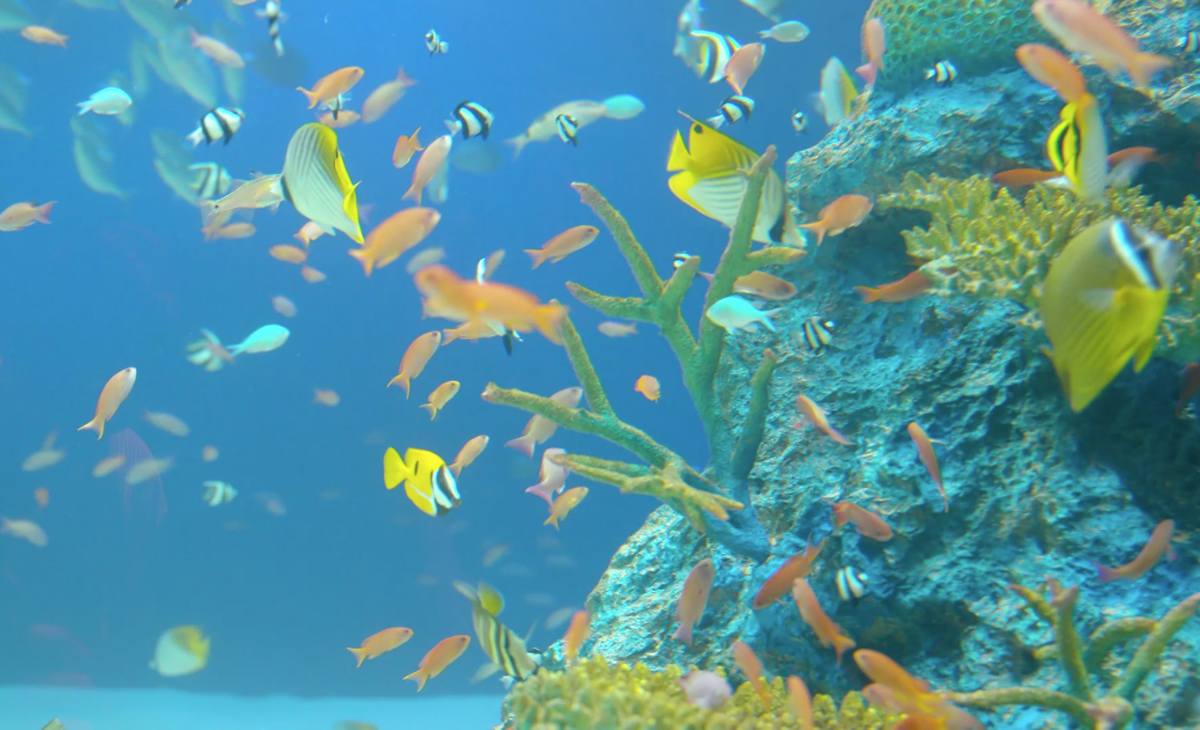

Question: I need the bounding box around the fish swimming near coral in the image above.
[1045,93,1108,201]
[454,581,539,681]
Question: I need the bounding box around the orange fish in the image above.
[794,394,851,445]
[0,201,54,231]
[1016,43,1086,102]
[990,168,1064,188]
[699,270,797,301]
[854,270,932,303]
[563,610,590,666]
[21,26,68,47]
[673,558,715,645]
[79,367,137,439]
[792,578,856,664]
[362,68,417,124]
[350,208,441,277]
[1177,362,1200,417]
[450,435,488,477]
[202,446,219,462]
[725,42,765,95]
[1032,0,1169,89]
[1107,147,1169,168]
[731,640,771,706]
[854,649,953,718]
[907,422,948,511]
[420,380,460,420]
[294,221,327,246]
[318,110,361,128]
[544,486,588,530]
[313,389,340,406]
[787,675,814,729]
[1093,519,1175,582]
[524,225,599,268]
[414,265,568,344]
[347,627,413,668]
[827,500,893,541]
[404,635,470,691]
[269,244,308,264]
[403,135,452,205]
[209,222,256,241]
[300,265,327,283]
[752,535,825,609]
[634,375,661,401]
[33,487,49,509]
[855,18,886,87]
[297,66,365,109]
[388,331,441,397]
[799,194,872,245]
[504,386,582,457]
[392,128,424,168]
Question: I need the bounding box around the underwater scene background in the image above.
[0,0,1198,728]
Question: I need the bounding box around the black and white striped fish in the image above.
[673,251,696,269]
[455,581,540,681]
[188,162,232,200]
[425,29,448,55]
[1177,31,1200,54]
[689,30,741,83]
[801,317,835,354]
[446,101,493,140]
[555,114,578,146]
[707,95,754,129]
[835,567,868,605]
[186,107,244,147]
[256,0,285,57]
[924,60,957,85]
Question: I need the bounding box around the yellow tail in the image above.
[404,668,429,692]
[347,647,368,668]
[383,447,411,490]
[78,419,103,440]
[348,247,374,277]
[386,374,411,397]
[295,87,319,109]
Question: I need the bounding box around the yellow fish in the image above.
[280,123,363,243]
[667,116,802,246]
[1040,218,1180,412]
[383,447,460,516]
[1046,93,1108,201]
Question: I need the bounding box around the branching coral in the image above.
[877,172,1200,359]
[482,149,804,559]
[503,655,894,730]
[942,580,1200,728]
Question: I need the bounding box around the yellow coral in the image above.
[503,655,895,730]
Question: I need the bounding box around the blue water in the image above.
[0,0,866,715]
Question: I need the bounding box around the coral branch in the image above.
[942,688,1092,726]
[730,349,778,482]
[1009,582,1056,625]
[559,316,613,418]
[1112,592,1200,700]
[1083,618,1157,672]
[571,182,663,301]
[1048,583,1092,701]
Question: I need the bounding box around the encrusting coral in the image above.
[482,148,804,560]
[503,655,894,730]
[942,579,1200,728]
[877,172,1200,360]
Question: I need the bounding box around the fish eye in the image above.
[693,124,704,134]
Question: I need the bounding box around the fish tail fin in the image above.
[347,247,374,277]
[402,183,422,205]
[76,103,90,116]
[798,222,826,245]
[449,462,463,478]
[386,373,411,396]
[1092,560,1120,583]
[420,403,437,420]
[383,447,411,490]
[533,305,566,344]
[505,434,536,458]
[542,513,560,529]
[295,87,319,109]
[77,419,103,440]
[34,202,55,224]
[524,248,547,269]
[347,647,368,668]
[1132,333,1156,372]
[403,668,429,692]
[852,286,881,303]
[504,135,529,160]
[855,62,877,87]
[833,636,856,666]
[525,483,555,506]
[1129,53,1172,89]
[666,130,691,172]
[672,622,692,645]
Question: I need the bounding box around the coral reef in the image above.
[482,149,803,560]
[864,0,1049,94]
[503,655,894,730]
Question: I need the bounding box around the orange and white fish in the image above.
[1093,519,1175,582]
[634,375,661,401]
[725,42,765,95]
[731,640,771,706]
[420,380,460,420]
[826,500,893,541]
[504,387,582,457]
[415,265,568,344]
[403,135,452,205]
[190,29,244,68]
[563,610,589,666]
[1016,43,1086,102]
[799,194,873,245]
[387,331,441,397]
[792,578,856,664]
[313,389,340,406]
[794,394,851,445]
[907,422,948,511]
[1,517,47,546]
[752,535,825,609]
[856,18,886,87]
[1032,0,1170,89]
[404,635,470,691]
[21,26,68,47]
[598,321,638,337]
[362,68,417,124]
[524,225,599,268]
[449,435,488,477]
[0,201,54,231]
[392,128,424,168]
[673,558,715,645]
[854,271,933,303]
[350,208,441,277]
[347,627,413,668]
[544,486,588,530]
[79,367,136,439]
[297,67,365,110]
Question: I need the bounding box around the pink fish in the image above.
[673,558,715,645]
[855,18,886,87]
[525,447,568,505]
[1093,520,1175,582]
[725,43,765,95]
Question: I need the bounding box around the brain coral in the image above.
[865,0,1050,94]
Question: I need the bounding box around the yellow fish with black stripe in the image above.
[1045,92,1108,202]
[281,122,364,243]
[384,447,461,516]
[667,115,803,247]
[454,580,539,681]
[1040,218,1181,412]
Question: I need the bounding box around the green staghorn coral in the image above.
[482,149,803,559]
[503,655,894,730]
[877,172,1200,360]
[943,581,1200,728]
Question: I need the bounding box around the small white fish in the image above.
[202,480,237,506]
[835,566,868,604]
[791,110,808,134]
[425,29,448,55]
[706,95,753,129]
[229,324,290,355]
[705,295,781,334]
[447,101,493,140]
[77,87,132,116]
[187,107,245,147]
[759,21,810,43]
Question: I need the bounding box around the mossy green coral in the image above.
[877,172,1200,360]
[503,655,893,730]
